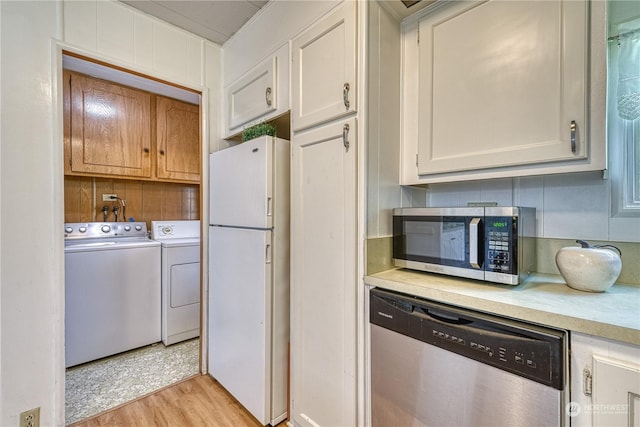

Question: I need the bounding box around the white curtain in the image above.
[616,19,640,121]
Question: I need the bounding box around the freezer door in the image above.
[208,226,272,424]
[209,136,272,228]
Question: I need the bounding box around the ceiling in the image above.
[121,0,269,45]
[120,1,433,46]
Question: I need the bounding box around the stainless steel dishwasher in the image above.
[370,288,568,427]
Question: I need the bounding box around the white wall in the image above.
[1,1,220,425]
[1,1,64,424]
[366,3,401,238]
[222,0,338,86]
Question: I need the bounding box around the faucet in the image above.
[102,206,109,222]
[113,205,120,222]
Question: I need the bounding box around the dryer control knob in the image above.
[135,225,142,231]
[101,225,111,233]
[65,226,73,233]
[79,227,87,233]
[124,225,131,232]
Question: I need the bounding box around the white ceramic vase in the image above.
[555,240,622,292]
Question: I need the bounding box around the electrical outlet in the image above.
[102,194,118,201]
[19,407,40,427]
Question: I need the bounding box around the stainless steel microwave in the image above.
[392,207,536,285]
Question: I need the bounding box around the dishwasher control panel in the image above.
[370,288,565,390]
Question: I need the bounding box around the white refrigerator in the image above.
[208,136,290,426]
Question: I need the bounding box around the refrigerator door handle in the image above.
[267,196,273,217]
[266,243,272,264]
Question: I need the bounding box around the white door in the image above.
[417,0,587,175]
[290,118,357,427]
[209,136,273,228]
[291,1,357,132]
[208,225,272,425]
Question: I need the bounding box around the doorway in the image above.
[61,52,204,425]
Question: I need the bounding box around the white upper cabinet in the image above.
[292,1,357,132]
[403,0,605,183]
[224,43,289,138]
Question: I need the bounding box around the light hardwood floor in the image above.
[70,374,288,427]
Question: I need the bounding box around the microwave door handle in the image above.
[470,218,481,269]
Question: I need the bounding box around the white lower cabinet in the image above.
[290,117,357,427]
[570,332,640,427]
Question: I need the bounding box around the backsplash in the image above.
[366,236,639,285]
[64,176,200,228]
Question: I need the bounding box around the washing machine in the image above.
[151,220,201,346]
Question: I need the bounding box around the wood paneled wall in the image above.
[64,176,200,226]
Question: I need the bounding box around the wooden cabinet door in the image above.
[290,118,357,427]
[156,96,201,183]
[291,1,356,132]
[417,0,587,176]
[68,71,152,178]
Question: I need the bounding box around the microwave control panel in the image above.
[485,216,517,274]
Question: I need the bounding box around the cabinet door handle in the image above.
[570,120,577,153]
[159,150,165,155]
[343,83,350,110]
[265,87,272,107]
[342,124,350,152]
[143,148,150,154]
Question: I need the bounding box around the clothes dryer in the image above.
[151,220,201,345]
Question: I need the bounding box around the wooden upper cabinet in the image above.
[156,96,200,183]
[64,70,201,183]
[66,70,152,178]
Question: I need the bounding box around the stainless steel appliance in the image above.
[208,136,289,425]
[151,220,200,346]
[370,288,567,426]
[393,206,535,285]
[64,222,161,367]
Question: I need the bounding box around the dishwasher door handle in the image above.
[414,306,472,325]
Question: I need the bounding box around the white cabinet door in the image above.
[570,333,640,427]
[593,356,640,426]
[417,0,587,176]
[227,56,276,129]
[290,118,357,427]
[291,1,356,132]
[225,43,289,137]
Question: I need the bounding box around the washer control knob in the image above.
[101,225,111,233]
[65,226,73,234]
[124,225,131,232]
[78,227,87,233]
[135,225,142,231]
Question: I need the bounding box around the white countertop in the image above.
[364,269,640,346]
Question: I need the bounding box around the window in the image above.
[608,1,640,217]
